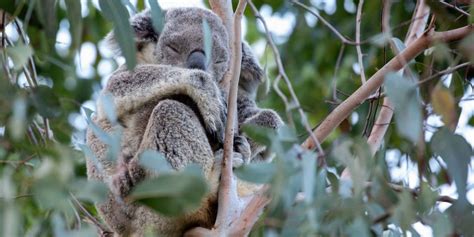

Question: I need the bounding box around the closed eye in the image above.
[215,59,226,64]
[166,44,180,54]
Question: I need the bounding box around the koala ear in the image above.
[105,9,161,55]
[239,42,264,93]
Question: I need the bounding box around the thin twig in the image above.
[291,0,359,45]
[248,0,325,162]
[417,62,471,85]
[355,0,366,84]
[69,193,112,235]
[273,75,294,125]
[331,44,345,102]
[440,1,470,17]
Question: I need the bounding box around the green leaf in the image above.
[65,0,83,52]
[99,0,136,70]
[370,32,391,47]
[241,124,275,147]
[7,97,27,140]
[99,93,117,124]
[35,0,58,42]
[29,86,61,118]
[347,218,370,237]
[6,44,33,70]
[390,37,406,54]
[415,182,437,214]
[202,19,212,65]
[121,0,137,13]
[148,0,164,32]
[392,190,416,231]
[430,128,472,201]
[384,72,422,143]
[431,85,457,131]
[301,151,316,203]
[70,179,108,203]
[138,150,172,173]
[129,166,208,216]
[235,162,276,184]
[427,211,453,237]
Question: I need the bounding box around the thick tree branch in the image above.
[302,24,473,150]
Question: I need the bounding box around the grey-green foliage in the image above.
[99,0,136,70]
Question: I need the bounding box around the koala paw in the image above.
[242,109,283,130]
[214,148,245,169]
[234,134,251,164]
[110,158,146,199]
[110,163,134,198]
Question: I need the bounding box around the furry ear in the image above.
[239,42,264,95]
[105,9,161,56]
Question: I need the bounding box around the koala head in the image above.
[107,7,264,88]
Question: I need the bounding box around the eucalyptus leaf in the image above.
[6,44,33,70]
[34,0,58,42]
[148,0,164,32]
[139,150,172,173]
[129,166,208,216]
[99,0,136,70]
[390,37,406,54]
[99,93,117,124]
[70,179,108,203]
[392,191,416,231]
[235,162,276,184]
[7,97,27,140]
[431,128,472,201]
[384,72,422,143]
[202,19,212,65]
[29,86,61,118]
[64,0,83,52]
[431,85,457,131]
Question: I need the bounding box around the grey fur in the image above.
[86,7,282,236]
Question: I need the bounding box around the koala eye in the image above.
[214,59,226,64]
[166,44,180,54]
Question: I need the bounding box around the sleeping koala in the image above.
[86,7,282,236]
[124,8,283,163]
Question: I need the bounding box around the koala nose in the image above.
[186,50,207,71]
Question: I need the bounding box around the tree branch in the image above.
[210,0,235,92]
[355,0,366,83]
[302,24,473,150]
[367,0,430,155]
[215,1,246,234]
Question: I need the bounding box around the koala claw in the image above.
[110,163,134,198]
[214,148,245,169]
[234,135,251,164]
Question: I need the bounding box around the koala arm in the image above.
[237,92,283,162]
[99,64,227,143]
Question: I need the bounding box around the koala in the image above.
[123,9,283,163]
[85,7,282,237]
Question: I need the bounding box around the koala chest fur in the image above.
[85,7,283,237]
